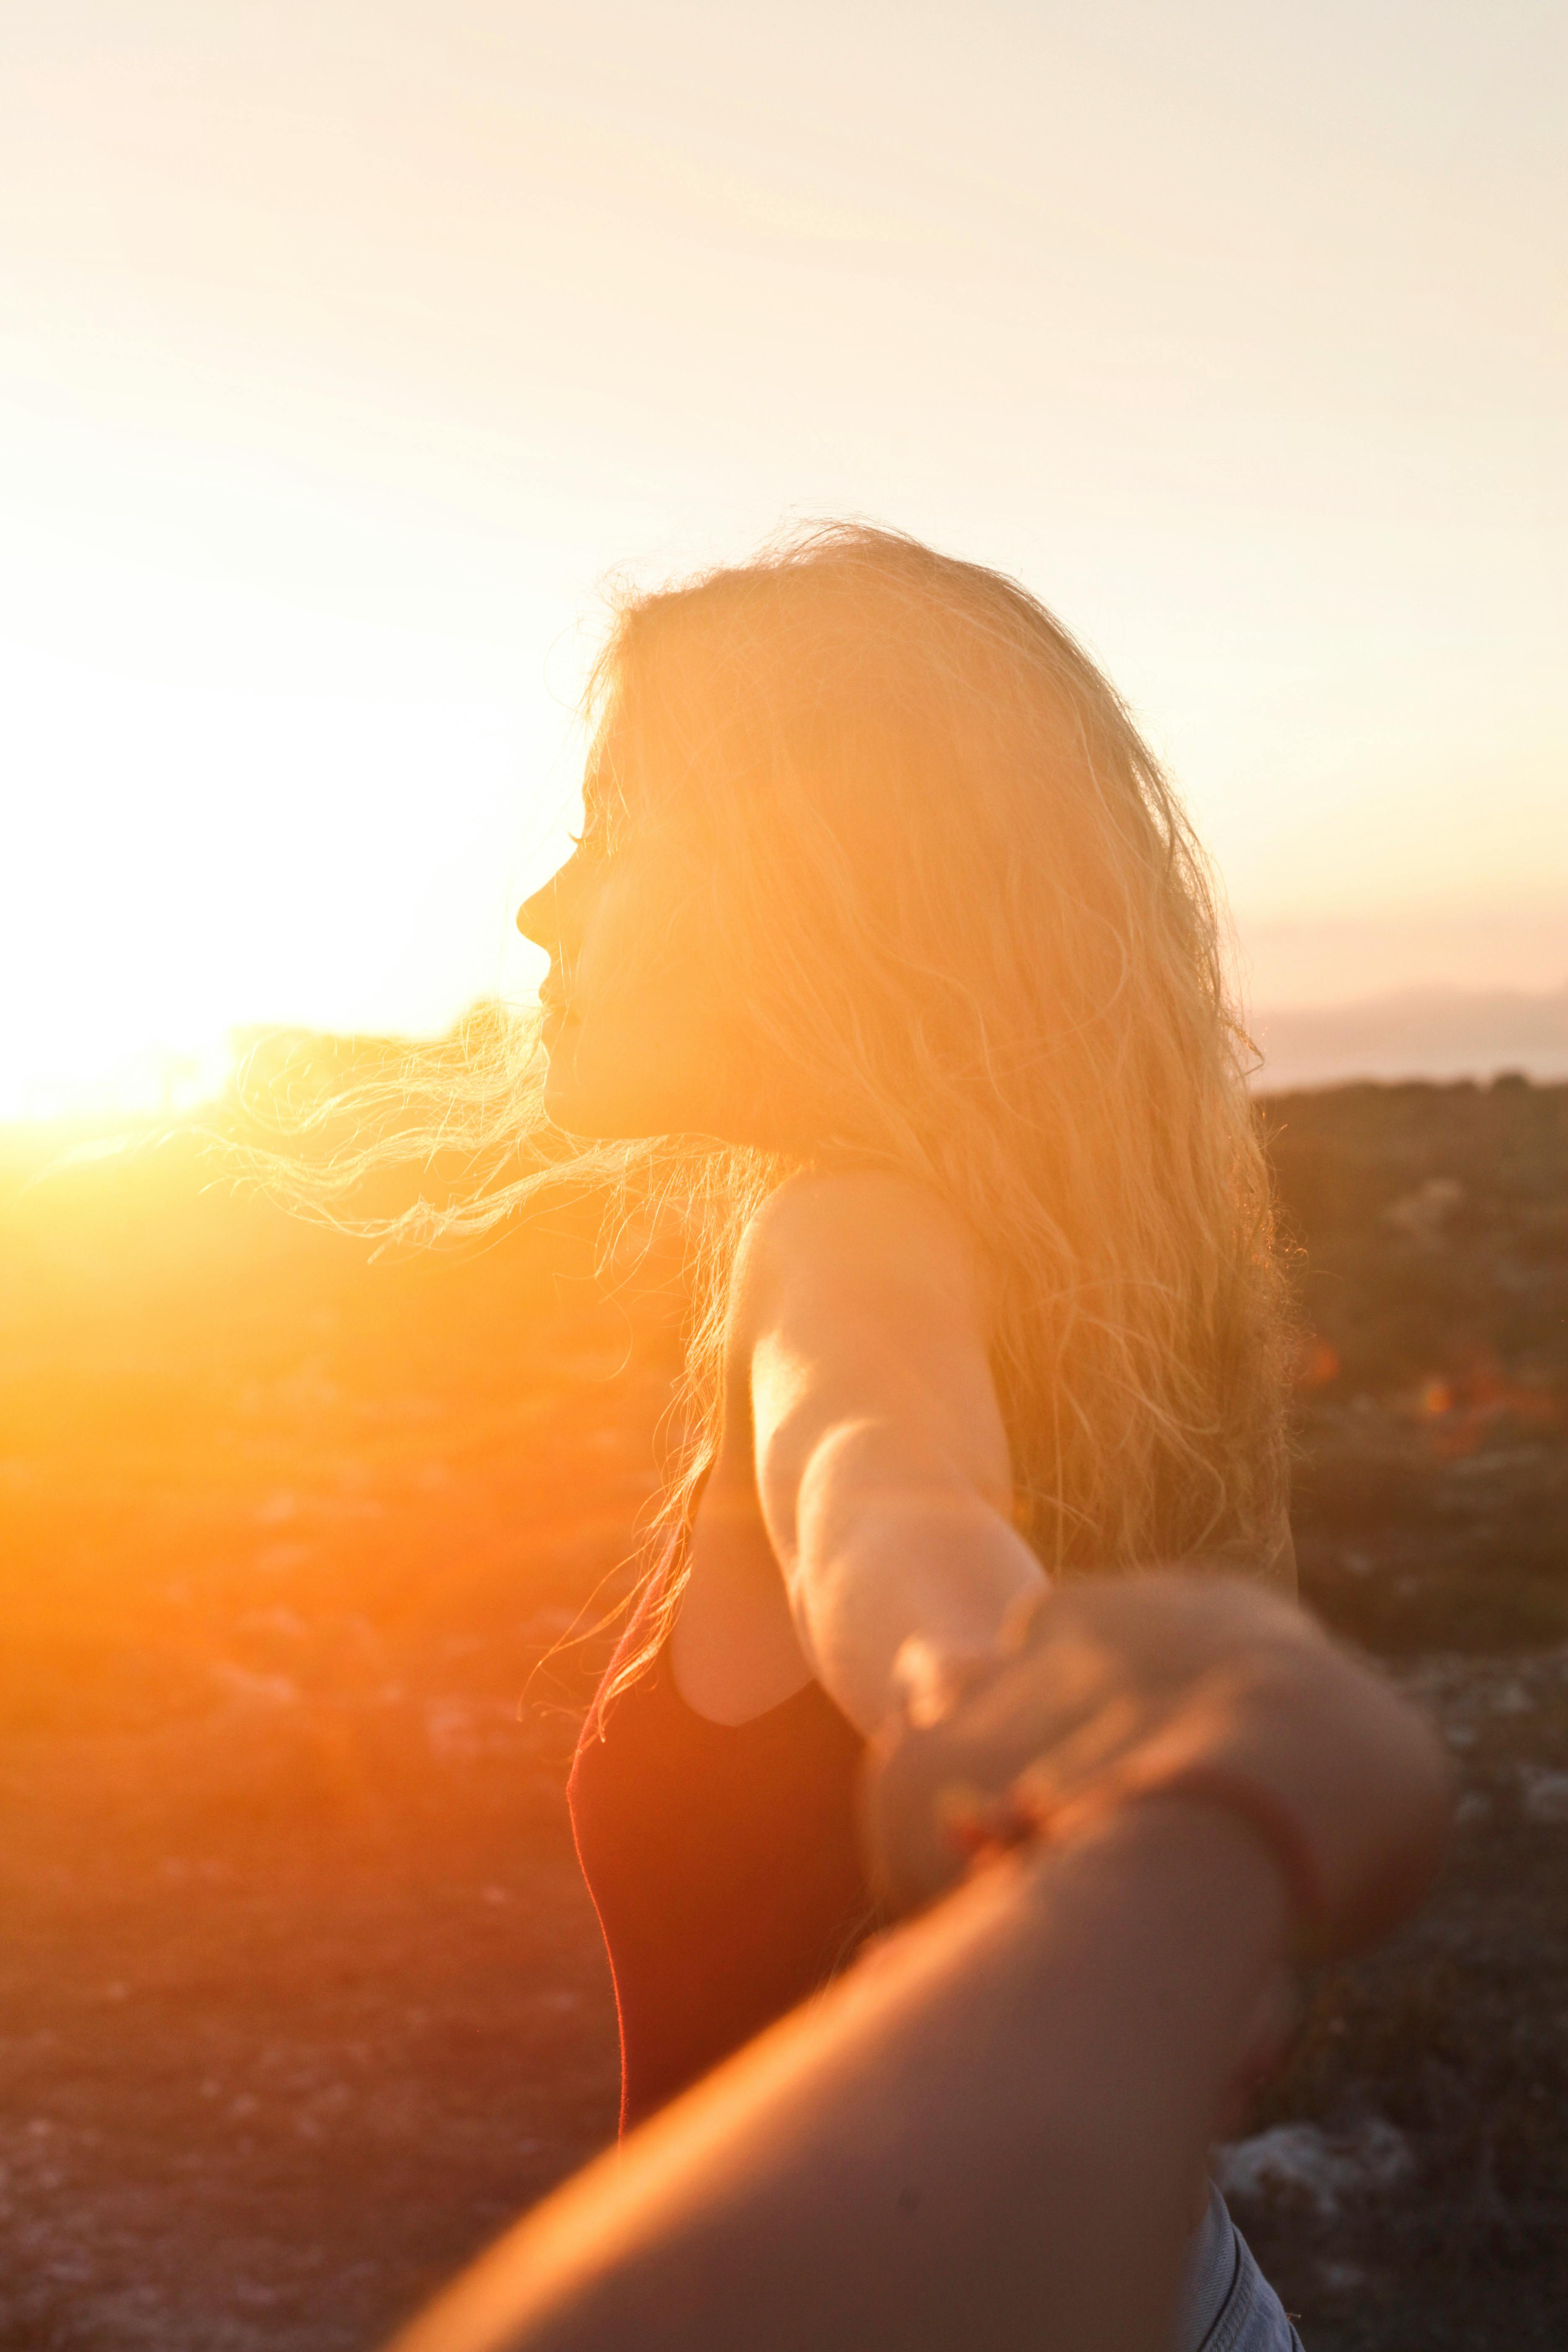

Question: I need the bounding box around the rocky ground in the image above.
[1,1078,1564,2349]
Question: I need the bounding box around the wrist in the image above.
[1034,1788,1295,1960]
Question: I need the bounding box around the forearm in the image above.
[387,1801,1289,2352]
[788,1434,1046,1735]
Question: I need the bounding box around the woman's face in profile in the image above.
[516,815,766,1143]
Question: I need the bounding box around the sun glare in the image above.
[0,1,1560,1112]
[0,1026,236,1125]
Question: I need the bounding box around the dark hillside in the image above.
[1267,1078,1568,1655]
[1243,1079,1568,2345]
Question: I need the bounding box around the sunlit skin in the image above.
[517,803,1050,1739]
[517,825,795,1148]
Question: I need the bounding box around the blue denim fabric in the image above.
[1173,2182,1305,2351]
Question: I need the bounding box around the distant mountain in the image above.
[1251,981,1568,1094]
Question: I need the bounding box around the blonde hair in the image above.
[262,523,1288,1700]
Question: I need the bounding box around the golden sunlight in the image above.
[3,11,1564,2347]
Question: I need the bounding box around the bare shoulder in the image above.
[730,1168,989,1346]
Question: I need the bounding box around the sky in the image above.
[1,0,1563,1112]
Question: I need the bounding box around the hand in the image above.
[866,1572,1452,1963]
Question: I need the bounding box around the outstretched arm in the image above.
[390,1801,1288,2352]
[732,1169,1046,1735]
[386,1578,1449,2352]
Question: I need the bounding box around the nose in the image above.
[516,856,579,952]
[516,882,555,950]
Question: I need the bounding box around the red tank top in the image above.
[568,1635,873,2134]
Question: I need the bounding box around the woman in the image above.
[505,525,1300,2342]
[388,1573,1450,2352]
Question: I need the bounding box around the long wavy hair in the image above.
[260,523,1289,1704]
